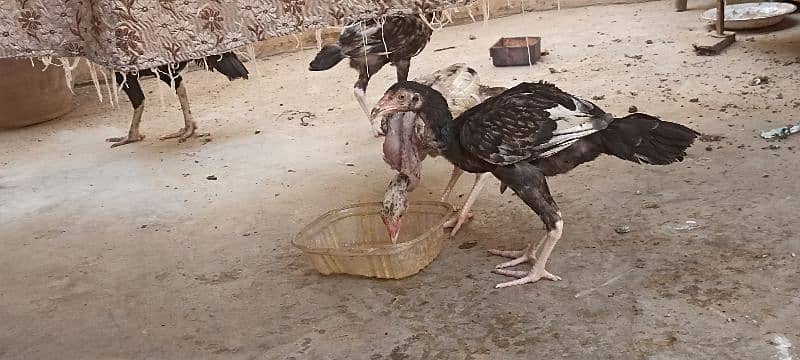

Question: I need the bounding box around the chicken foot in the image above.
[107,101,146,147]
[491,212,563,288]
[159,84,205,142]
[443,172,490,236]
[490,165,563,288]
[108,73,147,148]
[489,241,537,268]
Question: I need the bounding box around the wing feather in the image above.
[339,15,432,59]
[458,82,611,165]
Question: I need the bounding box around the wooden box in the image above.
[490,37,541,67]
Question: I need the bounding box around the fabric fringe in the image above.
[466,4,477,23]
[315,28,323,51]
[245,44,261,77]
[482,0,490,25]
[99,67,115,108]
[58,57,80,94]
[292,33,302,49]
[86,60,104,103]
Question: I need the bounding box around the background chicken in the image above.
[371,81,698,288]
[108,52,249,147]
[308,14,434,134]
[380,64,507,241]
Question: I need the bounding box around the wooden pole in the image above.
[692,0,734,55]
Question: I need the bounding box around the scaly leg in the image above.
[107,101,146,147]
[490,212,564,289]
[354,84,377,136]
[440,166,464,202]
[352,56,388,136]
[160,83,199,142]
[491,165,563,288]
[444,173,490,236]
[493,215,563,288]
[354,80,382,137]
[107,73,146,147]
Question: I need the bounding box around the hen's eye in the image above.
[397,94,406,101]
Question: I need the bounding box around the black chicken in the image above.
[308,14,433,135]
[371,81,699,288]
[108,52,249,147]
[381,64,508,241]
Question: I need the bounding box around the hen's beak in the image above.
[370,96,403,123]
[386,220,402,244]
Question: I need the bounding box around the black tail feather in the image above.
[204,52,249,80]
[599,113,699,165]
[309,44,345,71]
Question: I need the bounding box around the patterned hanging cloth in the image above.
[0,0,472,72]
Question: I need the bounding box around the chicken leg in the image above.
[491,213,563,287]
[107,100,146,147]
[159,83,199,142]
[490,164,563,288]
[443,172,491,236]
[440,166,464,202]
[353,57,389,136]
[354,79,373,130]
[107,73,146,147]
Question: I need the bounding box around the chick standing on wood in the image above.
[108,52,249,147]
[372,81,699,288]
[380,64,508,241]
[308,14,433,135]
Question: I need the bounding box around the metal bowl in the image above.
[701,2,797,30]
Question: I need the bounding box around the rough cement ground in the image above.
[2,2,800,359]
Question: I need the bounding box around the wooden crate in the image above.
[490,37,541,67]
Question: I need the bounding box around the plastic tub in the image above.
[292,201,453,279]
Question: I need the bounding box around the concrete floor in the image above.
[2,1,800,359]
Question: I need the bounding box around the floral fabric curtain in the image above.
[0,0,470,71]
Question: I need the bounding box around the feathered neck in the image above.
[416,86,458,151]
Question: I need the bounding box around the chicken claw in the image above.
[494,253,535,269]
[489,244,537,268]
[442,173,490,236]
[443,210,473,236]
[488,249,526,259]
[160,120,198,142]
[106,134,145,148]
[493,268,561,288]
[489,226,561,288]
